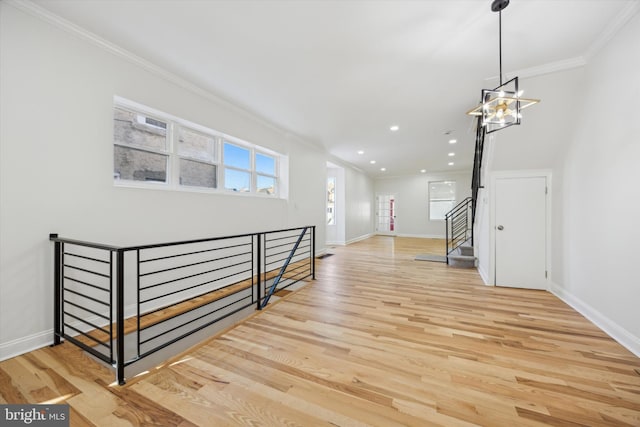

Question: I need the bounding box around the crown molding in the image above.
[484,56,587,83]
[4,0,322,152]
[584,0,640,61]
[512,57,588,80]
[481,1,639,82]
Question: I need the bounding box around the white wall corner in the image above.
[477,264,492,286]
[0,330,53,362]
[549,281,640,358]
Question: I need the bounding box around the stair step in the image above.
[458,245,474,256]
[448,254,476,269]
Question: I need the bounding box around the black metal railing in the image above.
[50,226,315,385]
[445,197,473,263]
[443,117,486,263]
[260,227,311,309]
[471,116,486,226]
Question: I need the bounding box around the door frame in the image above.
[375,193,397,236]
[489,170,552,288]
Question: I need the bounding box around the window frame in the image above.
[177,126,218,190]
[113,97,283,198]
[327,176,336,225]
[222,140,252,193]
[428,180,457,221]
[254,150,278,196]
[113,106,171,185]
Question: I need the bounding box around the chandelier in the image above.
[466,0,539,133]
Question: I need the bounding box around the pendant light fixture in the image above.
[466,0,540,133]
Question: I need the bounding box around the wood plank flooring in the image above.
[2,236,639,426]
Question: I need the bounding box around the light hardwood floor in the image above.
[1,236,639,426]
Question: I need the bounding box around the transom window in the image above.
[113,98,283,197]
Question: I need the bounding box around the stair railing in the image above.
[445,197,473,263]
[50,226,315,385]
[471,117,486,226]
[444,117,485,264]
[260,227,309,309]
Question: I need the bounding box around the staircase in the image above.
[445,197,475,268]
[448,241,475,268]
[445,117,485,269]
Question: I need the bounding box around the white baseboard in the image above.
[325,240,346,246]
[396,233,446,239]
[346,233,373,245]
[315,248,328,256]
[549,281,640,358]
[0,330,53,362]
[477,264,492,286]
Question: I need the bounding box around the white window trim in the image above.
[429,180,457,221]
[113,96,284,198]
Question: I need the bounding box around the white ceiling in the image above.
[31,0,638,176]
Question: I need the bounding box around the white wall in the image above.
[475,11,640,356]
[475,66,586,283]
[344,167,375,243]
[374,171,472,238]
[555,11,640,355]
[490,68,586,172]
[0,3,341,359]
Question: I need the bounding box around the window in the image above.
[327,177,336,225]
[429,181,456,220]
[222,142,278,195]
[179,128,217,188]
[256,152,276,195]
[113,98,283,197]
[223,142,250,192]
[114,107,169,183]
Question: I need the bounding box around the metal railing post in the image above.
[312,226,316,279]
[256,233,262,310]
[116,250,125,385]
[50,234,62,346]
[445,218,450,264]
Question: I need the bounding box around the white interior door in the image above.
[495,176,547,289]
[376,194,396,235]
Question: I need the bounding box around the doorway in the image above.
[326,163,345,245]
[376,194,396,235]
[494,174,548,290]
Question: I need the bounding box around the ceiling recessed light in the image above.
[370,160,376,164]
[357,150,364,155]
[448,152,455,157]
[448,162,454,166]
[390,125,399,132]
[380,167,386,171]
[420,169,426,173]
[449,139,457,144]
